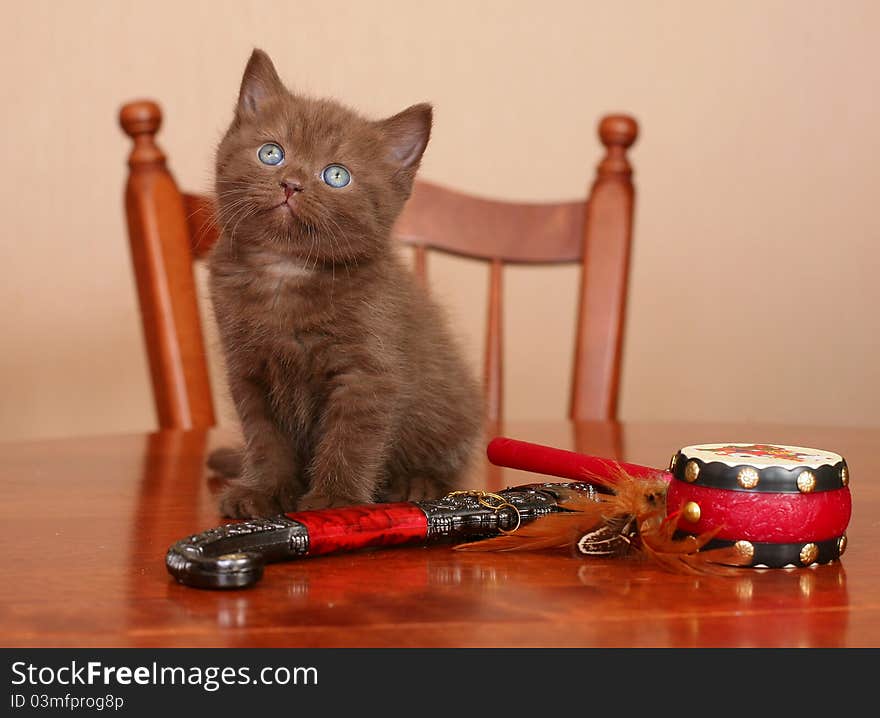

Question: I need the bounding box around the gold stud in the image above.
[799,543,819,565]
[684,460,700,483]
[734,540,755,562]
[737,467,760,489]
[838,535,847,556]
[681,501,701,523]
[840,465,849,487]
[797,470,816,493]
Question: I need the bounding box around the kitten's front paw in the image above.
[218,482,284,518]
[296,490,369,512]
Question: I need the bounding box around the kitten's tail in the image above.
[206,446,244,477]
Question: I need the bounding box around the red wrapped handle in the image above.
[486,436,670,485]
[287,503,428,555]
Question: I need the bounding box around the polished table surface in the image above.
[3,420,878,648]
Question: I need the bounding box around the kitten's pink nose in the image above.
[280,179,304,198]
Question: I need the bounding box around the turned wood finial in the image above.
[597,114,638,177]
[119,100,166,167]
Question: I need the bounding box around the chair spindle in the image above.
[412,244,428,286]
[484,258,504,424]
[119,101,215,430]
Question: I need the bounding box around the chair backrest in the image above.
[119,100,638,430]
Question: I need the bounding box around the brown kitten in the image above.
[206,49,484,517]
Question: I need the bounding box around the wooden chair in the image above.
[119,100,638,430]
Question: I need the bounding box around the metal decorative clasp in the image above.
[444,490,522,534]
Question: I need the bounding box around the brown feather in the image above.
[454,511,607,552]
[638,510,752,575]
[640,539,753,576]
[454,470,752,576]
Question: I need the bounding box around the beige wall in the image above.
[1,0,878,441]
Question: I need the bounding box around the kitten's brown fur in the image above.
[207,49,483,517]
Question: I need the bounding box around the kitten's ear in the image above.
[379,103,433,170]
[237,49,285,116]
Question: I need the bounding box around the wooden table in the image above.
[3,420,878,648]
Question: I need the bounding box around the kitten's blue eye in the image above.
[257,143,284,166]
[321,164,351,188]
